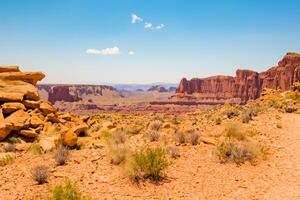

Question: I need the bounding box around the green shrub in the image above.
[48,180,91,200]
[29,142,43,155]
[127,147,169,181]
[0,153,15,166]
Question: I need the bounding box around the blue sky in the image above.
[1,0,300,84]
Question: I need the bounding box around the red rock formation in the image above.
[37,84,117,104]
[175,52,300,104]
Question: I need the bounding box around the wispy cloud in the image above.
[128,51,135,55]
[144,22,165,30]
[131,14,143,24]
[131,13,165,31]
[86,47,120,55]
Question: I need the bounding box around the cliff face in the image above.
[37,84,117,104]
[175,53,300,104]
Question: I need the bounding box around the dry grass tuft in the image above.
[54,145,70,166]
[31,165,49,184]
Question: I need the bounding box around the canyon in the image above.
[174,53,300,104]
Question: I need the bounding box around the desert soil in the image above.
[0,112,299,200]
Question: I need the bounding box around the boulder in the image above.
[0,66,20,73]
[19,129,38,138]
[4,110,30,131]
[22,100,40,109]
[0,122,13,141]
[0,80,40,101]
[40,102,56,115]
[72,124,89,135]
[0,71,45,85]
[30,115,44,128]
[63,131,78,147]
[39,135,60,152]
[2,102,26,114]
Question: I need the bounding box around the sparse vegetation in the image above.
[175,130,186,144]
[224,122,246,140]
[0,153,15,167]
[31,165,49,184]
[3,143,16,153]
[47,179,91,200]
[147,130,160,142]
[166,146,180,159]
[108,142,129,165]
[214,138,267,165]
[29,142,43,155]
[188,131,200,145]
[126,147,169,182]
[148,120,162,131]
[54,145,70,166]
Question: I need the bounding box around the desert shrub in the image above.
[224,106,240,119]
[3,143,16,153]
[125,125,143,135]
[147,130,160,142]
[54,146,70,166]
[214,138,266,165]
[127,147,169,181]
[276,123,283,129]
[166,146,180,159]
[99,130,110,141]
[174,130,186,144]
[108,142,129,165]
[110,129,126,144]
[188,131,200,145]
[283,105,298,113]
[148,120,162,131]
[48,180,91,200]
[31,165,49,184]
[241,111,252,123]
[215,117,222,125]
[29,142,43,155]
[224,122,245,140]
[0,153,15,166]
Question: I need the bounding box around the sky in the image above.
[1,0,300,84]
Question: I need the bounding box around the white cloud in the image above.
[86,47,120,56]
[131,14,143,24]
[144,22,165,30]
[128,51,135,55]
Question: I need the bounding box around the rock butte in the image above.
[37,84,117,104]
[0,66,89,148]
[174,52,300,104]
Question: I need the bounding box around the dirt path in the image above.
[0,113,299,200]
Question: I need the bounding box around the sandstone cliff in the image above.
[175,53,300,104]
[37,84,118,104]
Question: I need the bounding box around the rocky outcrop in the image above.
[174,52,300,104]
[37,84,117,104]
[0,66,90,147]
[148,85,168,92]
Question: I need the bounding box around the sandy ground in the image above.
[0,112,299,200]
